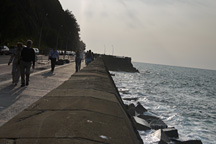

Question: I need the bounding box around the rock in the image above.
[123,97,139,101]
[162,127,179,138]
[124,104,129,109]
[175,140,203,144]
[133,116,151,131]
[158,140,168,144]
[171,139,203,144]
[110,73,115,76]
[119,88,130,94]
[153,129,170,143]
[138,114,168,130]
[135,102,147,114]
[127,103,136,116]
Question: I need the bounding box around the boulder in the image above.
[124,104,129,109]
[158,140,168,144]
[110,73,115,76]
[133,116,151,131]
[176,140,202,144]
[135,102,147,114]
[123,97,139,101]
[127,103,136,116]
[162,127,179,138]
[153,129,170,143]
[119,88,130,94]
[138,114,168,130]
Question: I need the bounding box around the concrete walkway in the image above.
[0,58,142,144]
[0,61,79,126]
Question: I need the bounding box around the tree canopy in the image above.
[0,0,85,53]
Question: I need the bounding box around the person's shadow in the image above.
[41,71,55,78]
[0,84,26,111]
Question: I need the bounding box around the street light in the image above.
[112,44,114,55]
[64,32,72,60]
[56,25,63,50]
[38,13,48,50]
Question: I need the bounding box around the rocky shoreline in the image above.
[101,55,203,143]
[101,55,139,73]
[123,101,203,144]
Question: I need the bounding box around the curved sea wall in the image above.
[105,56,203,144]
[101,55,139,72]
[0,57,143,144]
[0,57,203,144]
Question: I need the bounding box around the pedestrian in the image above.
[20,40,35,87]
[8,42,23,86]
[86,50,93,66]
[91,51,94,61]
[48,48,59,72]
[75,49,81,72]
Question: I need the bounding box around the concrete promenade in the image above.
[0,56,77,127]
[0,57,142,144]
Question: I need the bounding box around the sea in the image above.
[111,62,216,144]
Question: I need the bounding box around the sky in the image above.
[59,0,216,70]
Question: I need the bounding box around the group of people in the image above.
[8,40,35,87]
[75,49,82,72]
[8,41,94,86]
[85,50,94,66]
[75,49,94,72]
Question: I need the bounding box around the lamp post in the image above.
[64,32,72,60]
[38,13,48,51]
[56,25,63,50]
[112,44,114,55]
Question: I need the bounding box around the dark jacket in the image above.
[21,47,35,66]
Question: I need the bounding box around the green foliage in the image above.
[0,0,85,53]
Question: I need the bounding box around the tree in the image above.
[0,0,84,54]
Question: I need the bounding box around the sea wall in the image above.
[0,57,143,144]
[101,55,139,72]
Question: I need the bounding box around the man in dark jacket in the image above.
[75,49,81,72]
[20,40,35,87]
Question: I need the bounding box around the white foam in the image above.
[99,135,110,140]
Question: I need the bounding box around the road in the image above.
[0,55,84,126]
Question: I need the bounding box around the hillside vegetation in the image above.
[0,0,85,53]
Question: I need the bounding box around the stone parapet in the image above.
[0,57,143,144]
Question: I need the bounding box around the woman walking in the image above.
[8,42,23,85]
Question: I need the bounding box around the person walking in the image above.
[75,49,81,72]
[20,40,35,87]
[8,42,23,86]
[85,50,93,66]
[48,48,59,72]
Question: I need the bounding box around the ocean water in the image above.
[111,62,216,144]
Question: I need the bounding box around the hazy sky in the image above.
[59,0,216,70]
